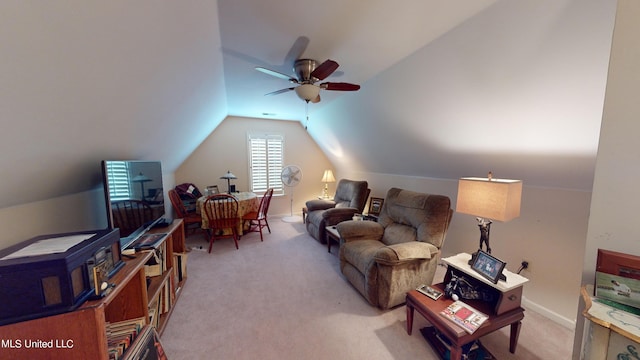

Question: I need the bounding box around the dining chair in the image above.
[202,194,241,252]
[242,188,274,241]
[168,189,208,241]
[111,199,154,237]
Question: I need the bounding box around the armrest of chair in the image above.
[373,242,440,266]
[336,220,384,243]
[306,199,336,212]
[322,207,360,226]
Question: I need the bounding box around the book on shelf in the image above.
[122,325,168,360]
[106,316,146,359]
[440,301,488,334]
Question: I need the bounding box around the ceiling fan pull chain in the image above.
[305,101,309,130]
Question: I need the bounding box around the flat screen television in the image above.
[101,160,166,250]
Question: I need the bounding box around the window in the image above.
[248,133,284,195]
[105,161,131,200]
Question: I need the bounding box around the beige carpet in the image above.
[161,216,573,359]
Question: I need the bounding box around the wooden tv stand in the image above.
[0,219,188,360]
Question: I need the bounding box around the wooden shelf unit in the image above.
[0,219,187,360]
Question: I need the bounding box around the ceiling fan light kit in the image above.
[295,84,320,102]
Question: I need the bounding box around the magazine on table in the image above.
[440,300,488,334]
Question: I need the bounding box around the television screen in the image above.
[101,160,166,250]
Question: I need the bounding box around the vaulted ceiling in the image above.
[0,0,617,209]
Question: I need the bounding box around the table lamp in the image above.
[321,169,336,199]
[456,172,522,265]
[131,172,152,200]
[220,170,237,193]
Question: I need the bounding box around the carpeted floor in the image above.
[161,216,573,359]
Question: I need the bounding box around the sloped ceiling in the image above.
[0,0,616,209]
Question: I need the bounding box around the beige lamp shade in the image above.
[321,170,336,183]
[456,177,522,222]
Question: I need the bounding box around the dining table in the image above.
[196,192,259,235]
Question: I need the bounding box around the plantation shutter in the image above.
[248,134,284,195]
[106,161,131,200]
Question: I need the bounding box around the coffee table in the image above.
[406,283,524,360]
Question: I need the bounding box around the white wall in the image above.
[343,170,590,327]
[175,116,336,218]
[573,0,640,357]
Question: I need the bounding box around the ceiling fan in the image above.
[256,58,360,103]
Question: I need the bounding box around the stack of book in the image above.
[106,317,146,359]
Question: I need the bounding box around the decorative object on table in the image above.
[367,197,384,216]
[131,172,152,200]
[471,250,507,284]
[280,165,303,223]
[416,284,443,300]
[304,179,369,244]
[594,249,640,311]
[456,172,522,265]
[205,185,219,196]
[444,273,496,302]
[220,170,237,194]
[320,169,336,199]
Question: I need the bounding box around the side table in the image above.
[406,285,524,360]
[325,225,340,253]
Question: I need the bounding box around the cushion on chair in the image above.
[373,242,439,266]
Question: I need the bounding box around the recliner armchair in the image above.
[305,179,369,244]
[337,188,453,309]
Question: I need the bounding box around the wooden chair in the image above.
[111,199,154,237]
[242,188,274,241]
[168,189,207,241]
[202,194,240,252]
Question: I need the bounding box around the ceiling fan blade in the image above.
[265,87,295,96]
[255,67,298,83]
[310,60,339,80]
[320,82,361,91]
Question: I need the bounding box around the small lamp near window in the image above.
[321,170,336,199]
[456,172,522,265]
[220,170,237,194]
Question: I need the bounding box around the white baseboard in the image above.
[522,296,576,330]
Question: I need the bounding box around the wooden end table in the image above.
[325,226,340,253]
[406,284,524,360]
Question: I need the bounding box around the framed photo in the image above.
[416,284,443,300]
[368,197,384,216]
[594,249,640,310]
[471,250,506,284]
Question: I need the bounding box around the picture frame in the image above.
[594,249,640,310]
[471,250,506,284]
[368,197,384,216]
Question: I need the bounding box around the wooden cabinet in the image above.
[0,219,187,360]
[441,253,529,315]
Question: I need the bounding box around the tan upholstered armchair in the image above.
[337,188,453,309]
[305,179,369,244]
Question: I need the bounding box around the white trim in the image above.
[522,296,576,330]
